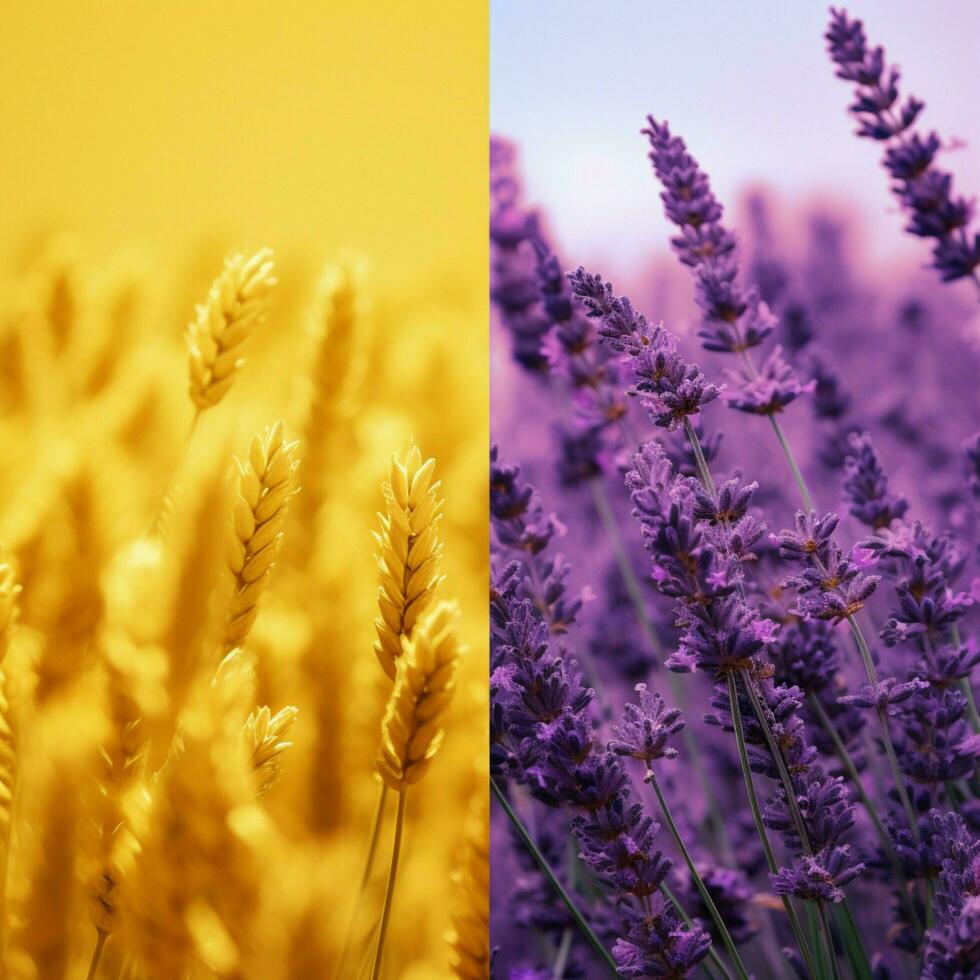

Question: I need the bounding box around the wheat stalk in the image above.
[373,445,444,681]
[245,704,298,799]
[375,600,463,791]
[187,248,277,411]
[223,421,299,654]
[0,551,20,957]
[447,791,490,979]
[129,654,261,978]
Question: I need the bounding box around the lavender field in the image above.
[489,8,979,978]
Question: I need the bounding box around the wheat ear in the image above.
[223,420,299,654]
[304,257,363,479]
[373,445,444,680]
[375,601,463,791]
[447,792,490,979]
[245,704,298,799]
[187,248,277,411]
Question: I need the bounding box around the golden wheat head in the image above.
[373,444,444,680]
[245,704,299,799]
[187,247,277,410]
[375,601,463,791]
[223,421,299,653]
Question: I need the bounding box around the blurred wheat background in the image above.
[0,2,488,978]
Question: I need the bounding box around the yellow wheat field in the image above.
[0,237,489,978]
[0,3,488,977]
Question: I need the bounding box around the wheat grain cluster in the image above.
[0,237,487,978]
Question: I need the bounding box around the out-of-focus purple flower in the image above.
[490,447,584,633]
[893,687,980,786]
[490,137,551,369]
[725,346,815,416]
[825,9,980,284]
[609,684,684,767]
[843,431,910,529]
[967,433,980,501]
[781,304,815,353]
[808,353,852,421]
[690,865,758,947]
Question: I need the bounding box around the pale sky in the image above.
[491,1,980,276]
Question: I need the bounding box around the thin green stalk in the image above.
[959,678,980,733]
[552,928,573,980]
[815,902,842,980]
[807,693,923,935]
[727,673,819,980]
[334,782,389,980]
[491,779,619,976]
[85,929,108,980]
[648,770,751,980]
[684,419,716,496]
[944,782,962,813]
[371,790,407,980]
[951,626,980,733]
[767,415,815,514]
[661,883,730,980]
[833,901,873,980]
[845,616,919,842]
[742,674,813,856]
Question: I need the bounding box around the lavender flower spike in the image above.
[568,268,722,431]
[609,684,684,768]
[642,116,778,354]
[826,9,980,284]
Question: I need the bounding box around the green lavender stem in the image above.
[491,779,619,976]
[684,419,717,496]
[768,415,815,514]
[807,693,923,935]
[950,626,979,733]
[742,674,814,857]
[648,770,752,980]
[844,616,919,842]
[552,928,574,980]
[726,673,820,980]
[815,902,843,980]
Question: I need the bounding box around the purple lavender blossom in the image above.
[843,431,910,529]
[491,449,711,977]
[776,510,881,622]
[569,268,723,431]
[724,346,815,417]
[826,9,980,284]
[609,684,684,766]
